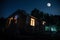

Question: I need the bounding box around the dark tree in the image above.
[31,8,40,19]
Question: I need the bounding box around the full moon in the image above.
[47,3,51,7]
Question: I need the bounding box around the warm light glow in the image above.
[30,18,35,26]
[9,17,13,24]
[42,21,46,25]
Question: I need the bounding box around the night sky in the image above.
[0,0,60,18]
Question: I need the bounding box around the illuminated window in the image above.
[9,17,13,24]
[30,18,35,26]
[45,25,57,32]
[45,26,50,31]
[51,27,57,32]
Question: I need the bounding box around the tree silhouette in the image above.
[31,8,40,19]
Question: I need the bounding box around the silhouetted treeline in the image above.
[0,17,6,28]
[31,8,60,26]
[0,8,60,39]
[0,8,60,29]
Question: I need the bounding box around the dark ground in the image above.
[0,30,60,40]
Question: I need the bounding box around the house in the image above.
[5,9,46,33]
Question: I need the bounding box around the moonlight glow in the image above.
[47,3,51,7]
